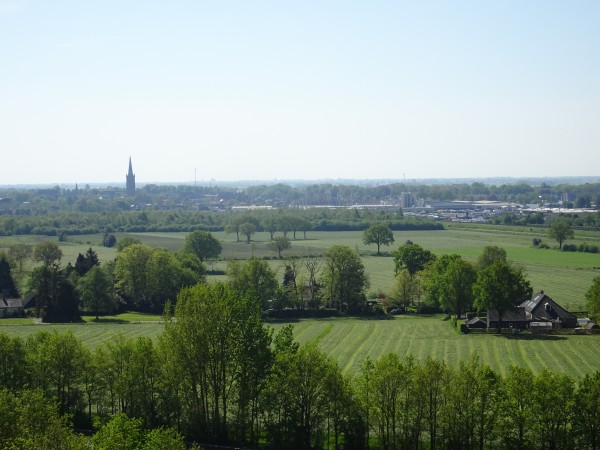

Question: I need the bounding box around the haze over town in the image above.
[1,1,599,185]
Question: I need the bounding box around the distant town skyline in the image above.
[1,1,599,185]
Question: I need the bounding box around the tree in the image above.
[477,245,507,269]
[92,413,145,450]
[432,257,477,317]
[363,223,395,255]
[321,245,368,312]
[268,236,292,259]
[423,254,462,309]
[393,243,436,276]
[473,261,532,332]
[262,215,279,240]
[159,282,272,443]
[146,249,195,312]
[586,275,600,323]
[28,265,80,321]
[183,230,222,262]
[0,389,87,450]
[390,268,420,308]
[103,233,117,248]
[25,331,89,417]
[262,343,341,450]
[573,370,600,450]
[549,219,574,249]
[499,366,535,450]
[228,258,278,310]
[116,236,142,252]
[74,247,100,276]
[0,255,19,299]
[239,222,257,243]
[76,266,116,319]
[8,243,32,273]
[33,240,63,267]
[115,244,153,310]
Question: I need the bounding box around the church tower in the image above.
[126,157,135,196]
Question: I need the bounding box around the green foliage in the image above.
[0,389,86,449]
[393,243,436,276]
[429,257,477,316]
[160,282,272,443]
[473,261,533,330]
[362,223,394,255]
[228,258,279,310]
[103,233,117,248]
[92,413,145,450]
[549,219,574,249]
[116,236,142,252]
[0,254,19,298]
[477,245,507,269]
[33,240,63,267]
[239,222,257,243]
[77,266,116,319]
[268,236,292,259]
[183,230,222,261]
[321,245,368,312]
[586,275,600,322]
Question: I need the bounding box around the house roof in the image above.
[519,291,575,321]
[0,298,23,309]
[487,307,528,322]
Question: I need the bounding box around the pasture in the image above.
[3,315,600,379]
[2,223,599,309]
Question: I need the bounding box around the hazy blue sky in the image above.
[1,1,599,185]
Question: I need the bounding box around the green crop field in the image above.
[3,316,600,379]
[273,316,600,378]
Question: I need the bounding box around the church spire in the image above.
[126,157,136,196]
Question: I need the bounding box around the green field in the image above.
[3,316,600,379]
[2,224,599,309]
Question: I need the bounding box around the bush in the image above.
[103,233,117,247]
[562,244,577,252]
[532,237,542,246]
[539,242,550,249]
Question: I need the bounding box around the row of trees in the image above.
[4,312,600,449]
[0,206,444,237]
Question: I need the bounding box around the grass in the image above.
[269,316,600,378]
[3,315,600,379]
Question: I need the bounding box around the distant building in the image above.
[126,157,136,196]
[400,192,414,208]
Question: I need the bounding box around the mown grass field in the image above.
[3,316,600,379]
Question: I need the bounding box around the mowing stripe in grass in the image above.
[549,340,585,379]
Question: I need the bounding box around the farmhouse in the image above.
[482,291,577,330]
[520,291,577,329]
[0,292,35,318]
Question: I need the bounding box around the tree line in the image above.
[0,207,443,237]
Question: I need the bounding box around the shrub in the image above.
[539,242,550,249]
[562,244,577,252]
[532,237,542,246]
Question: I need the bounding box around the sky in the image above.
[1,1,599,185]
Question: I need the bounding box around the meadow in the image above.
[1,223,600,379]
[43,223,600,310]
[3,315,600,379]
